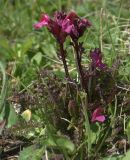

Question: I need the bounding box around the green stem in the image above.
[95,126,111,157]
[82,93,91,158]
[0,62,7,113]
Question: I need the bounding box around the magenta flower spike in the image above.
[91,107,105,123]
[90,48,107,69]
[34,12,68,43]
[62,11,91,40]
[34,11,91,43]
[49,12,67,43]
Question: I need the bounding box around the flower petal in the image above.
[62,12,91,40]
[54,12,66,26]
[91,107,105,123]
[34,14,50,29]
[62,19,73,33]
[94,115,105,122]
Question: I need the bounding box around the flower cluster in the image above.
[34,11,107,124]
[90,48,107,70]
[34,11,91,43]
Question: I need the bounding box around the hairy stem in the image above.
[73,41,84,90]
[59,43,70,80]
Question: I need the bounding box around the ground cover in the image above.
[0,0,130,159]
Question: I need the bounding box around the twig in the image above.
[45,150,49,160]
[116,84,130,92]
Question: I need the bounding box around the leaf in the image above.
[39,134,75,154]
[31,52,43,65]
[122,150,130,160]
[0,120,6,135]
[0,62,6,114]
[21,36,34,55]
[55,136,75,153]
[0,37,13,60]
[0,105,5,121]
[90,123,101,144]
[6,103,18,128]
[21,109,31,122]
[126,121,130,144]
[45,135,75,153]
[19,145,45,160]
[102,155,123,160]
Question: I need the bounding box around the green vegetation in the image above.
[0,0,130,159]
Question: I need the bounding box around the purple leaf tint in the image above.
[90,48,107,70]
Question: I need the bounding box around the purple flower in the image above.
[54,12,66,26]
[34,14,50,29]
[48,12,70,43]
[62,11,91,40]
[91,107,105,123]
[90,48,107,69]
[34,11,91,43]
[34,12,67,43]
